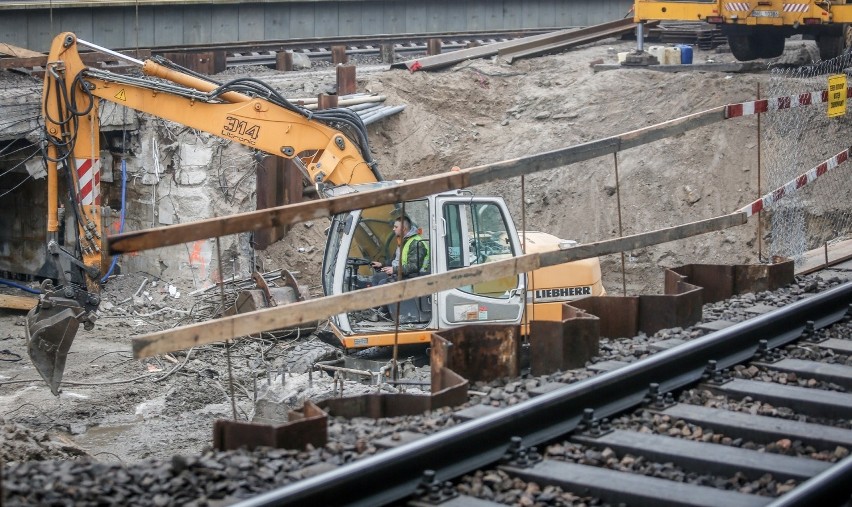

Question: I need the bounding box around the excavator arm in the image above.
[28,32,379,394]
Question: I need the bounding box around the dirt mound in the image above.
[1,421,88,464]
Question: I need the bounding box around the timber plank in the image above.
[573,429,830,481]
[107,106,728,255]
[130,213,746,358]
[660,404,852,450]
[0,42,42,58]
[0,49,151,71]
[503,460,770,507]
[0,294,38,311]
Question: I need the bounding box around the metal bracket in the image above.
[754,339,784,364]
[412,470,458,505]
[576,408,615,438]
[252,271,278,307]
[642,383,676,410]
[801,320,827,344]
[47,240,101,280]
[701,360,733,386]
[501,436,543,467]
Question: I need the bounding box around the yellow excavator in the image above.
[26,32,605,394]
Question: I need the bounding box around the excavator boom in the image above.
[27,32,378,394]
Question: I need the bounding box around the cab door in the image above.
[434,195,525,327]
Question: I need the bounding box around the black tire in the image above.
[282,337,344,373]
[757,34,785,59]
[817,25,846,61]
[728,34,759,61]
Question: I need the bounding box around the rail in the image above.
[232,282,852,506]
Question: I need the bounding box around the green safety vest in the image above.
[401,234,430,273]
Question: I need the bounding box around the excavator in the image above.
[25,32,605,394]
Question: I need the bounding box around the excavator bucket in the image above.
[25,297,83,396]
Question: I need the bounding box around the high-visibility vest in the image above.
[401,234,430,273]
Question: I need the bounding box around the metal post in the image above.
[615,153,627,296]
[216,235,238,421]
[636,22,644,52]
[336,64,356,96]
[521,175,529,339]
[392,201,407,381]
[757,83,763,263]
[332,45,348,65]
[276,51,294,71]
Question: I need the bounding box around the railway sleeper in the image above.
[502,460,771,507]
[657,404,852,451]
[699,378,852,420]
[572,429,831,482]
[759,358,852,391]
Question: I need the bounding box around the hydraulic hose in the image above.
[0,279,42,295]
[101,158,128,282]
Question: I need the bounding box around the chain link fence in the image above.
[762,49,852,265]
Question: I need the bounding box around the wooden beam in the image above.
[107,106,728,255]
[0,43,42,58]
[0,294,38,311]
[0,49,151,70]
[131,212,747,358]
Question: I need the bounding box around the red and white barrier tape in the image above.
[739,147,850,217]
[725,88,852,118]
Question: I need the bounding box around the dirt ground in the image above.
[0,35,814,464]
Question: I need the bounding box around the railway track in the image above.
[160,30,552,68]
[6,272,852,506]
[232,276,852,507]
[0,29,551,74]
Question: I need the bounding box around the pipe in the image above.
[301,95,387,110]
[361,105,407,125]
[77,37,145,66]
[101,158,127,283]
[0,279,42,295]
[313,363,373,378]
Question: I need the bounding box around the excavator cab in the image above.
[322,184,528,349]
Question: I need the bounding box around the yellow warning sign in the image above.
[828,74,846,118]
[114,89,127,101]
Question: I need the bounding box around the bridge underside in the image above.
[0,0,632,52]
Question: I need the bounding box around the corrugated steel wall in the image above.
[0,0,633,52]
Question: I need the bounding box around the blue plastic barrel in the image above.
[677,44,693,64]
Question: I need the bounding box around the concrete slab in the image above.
[374,430,426,449]
[453,404,501,421]
[744,304,777,315]
[587,360,630,372]
[528,382,568,397]
[696,320,737,332]
[650,338,687,352]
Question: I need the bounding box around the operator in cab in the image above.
[371,215,430,281]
